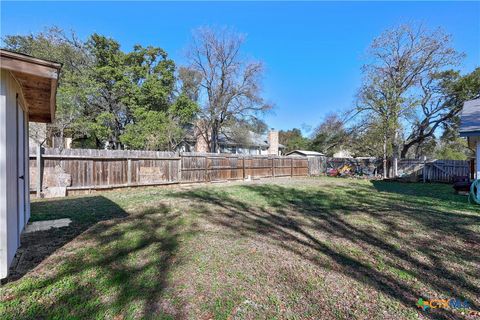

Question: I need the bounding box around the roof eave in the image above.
[1,49,61,123]
[460,131,480,137]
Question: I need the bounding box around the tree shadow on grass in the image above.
[1,199,192,319]
[366,181,480,265]
[5,196,128,283]
[171,183,480,320]
[371,180,471,209]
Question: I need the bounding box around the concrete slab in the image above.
[42,186,67,198]
[24,218,72,233]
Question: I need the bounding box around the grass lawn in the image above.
[0,177,479,319]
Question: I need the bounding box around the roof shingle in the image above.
[459,99,480,136]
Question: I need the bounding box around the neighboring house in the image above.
[459,98,480,178]
[179,127,285,155]
[285,150,325,157]
[0,49,61,278]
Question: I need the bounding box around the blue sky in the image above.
[2,1,479,135]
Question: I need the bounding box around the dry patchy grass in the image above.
[0,177,479,320]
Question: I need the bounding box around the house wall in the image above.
[221,145,267,155]
[0,70,29,278]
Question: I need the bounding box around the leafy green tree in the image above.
[349,117,390,158]
[3,28,198,151]
[85,34,136,148]
[401,68,480,158]
[2,27,92,147]
[279,128,310,153]
[86,34,198,150]
[121,95,198,150]
[310,114,350,156]
[435,139,470,160]
[433,126,472,160]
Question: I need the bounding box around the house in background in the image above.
[34,120,285,155]
[285,150,325,157]
[459,98,480,179]
[180,128,285,155]
[0,50,61,278]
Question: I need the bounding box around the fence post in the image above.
[272,157,275,178]
[422,156,427,183]
[127,158,132,186]
[242,156,246,180]
[290,158,293,177]
[471,158,475,180]
[177,153,182,183]
[205,155,209,182]
[452,161,456,182]
[307,158,311,176]
[36,144,43,198]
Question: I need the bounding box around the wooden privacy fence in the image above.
[391,159,470,183]
[307,155,327,176]
[30,147,309,196]
[181,153,308,183]
[310,156,470,183]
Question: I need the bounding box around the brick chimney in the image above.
[194,123,209,153]
[267,129,279,155]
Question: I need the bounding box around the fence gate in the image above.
[307,156,326,176]
[424,160,470,183]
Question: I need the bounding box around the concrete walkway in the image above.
[24,218,72,233]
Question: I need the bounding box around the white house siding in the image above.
[0,70,29,278]
[219,145,266,155]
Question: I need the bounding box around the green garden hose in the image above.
[469,179,480,204]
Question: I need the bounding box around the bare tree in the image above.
[356,24,461,177]
[185,27,272,152]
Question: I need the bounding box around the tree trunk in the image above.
[383,133,388,179]
[401,139,419,159]
[392,129,399,177]
[400,145,409,159]
[210,126,218,153]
